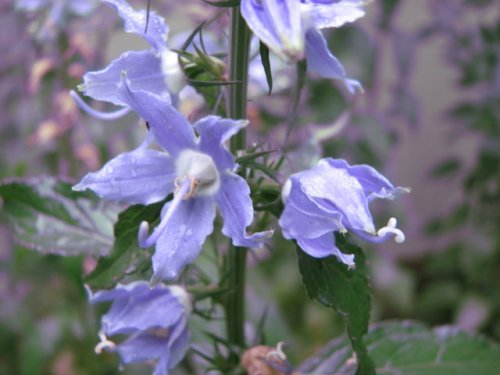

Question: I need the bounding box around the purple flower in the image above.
[241,0,366,93]
[88,282,190,375]
[74,80,272,281]
[16,0,98,40]
[279,158,409,267]
[73,0,184,120]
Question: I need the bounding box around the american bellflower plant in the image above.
[280,158,408,267]
[241,0,366,93]
[74,79,271,281]
[88,282,191,375]
[2,1,422,373]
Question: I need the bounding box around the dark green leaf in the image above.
[298,321,500,375]
[259,42,273,94]
[0,176,118,257]
[236,150,276,165]
[430,159,461,179]
[297,237,374,375]
[201,0,240,7]
[187,79,239,87]
[85,200,164,289]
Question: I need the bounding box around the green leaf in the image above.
[85,200,164,290]
[236,150,276,165]
[201,0,240,7]
[298,321,500,375]
[430,158,461,179]
[297,237,375,375]
[259,42,273,94]
[0,176,118,257]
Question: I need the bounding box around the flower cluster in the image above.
[68,0,409,374]
[241,0,365,93]
[88,282,191,375]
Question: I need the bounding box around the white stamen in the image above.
[70,90,131,121]
[266,341,287,362]
[138,179,191,248]
[377,217,405,243]
[94,332,116,354]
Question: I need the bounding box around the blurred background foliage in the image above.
[0,0,499,374]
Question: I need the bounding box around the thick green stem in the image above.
[224,6,251,348]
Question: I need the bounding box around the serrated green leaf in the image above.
[298,321,500,375]
[84,200,164,290]
[297,237,375,375]
[0,176,118,257]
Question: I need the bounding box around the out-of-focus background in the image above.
[1,0,499,374]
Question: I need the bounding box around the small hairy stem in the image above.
[225,6,251,348]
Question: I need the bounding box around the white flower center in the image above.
[175,149,220,197]
[161,50,186,94]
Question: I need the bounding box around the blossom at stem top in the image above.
[241,0,367,93]
[74,78,272,281]
[279,158,409,267]
[73,0,185,120]
[88,281,191,375]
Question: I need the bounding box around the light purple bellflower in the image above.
[74,79,272,281]
[88,282,190,375]
[279,158,409,267]
[72,0,185,120]
[241,0,366,93]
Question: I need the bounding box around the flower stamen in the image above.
[174,176,199,199]
[266,341,287,362]
[377,217,405,243]
[94,332,116,354]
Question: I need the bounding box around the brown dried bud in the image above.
[241,344,296,375]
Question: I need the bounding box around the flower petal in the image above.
[216,172,272,248]
[297,232,355,266]
[102,290,184,336]
[73,146,175,205]
[193,116,246,171]
[280,175,344,239]
[117,80,196,156]
[82,50,168,106]
[117,331,167,365]
[301,0,366,29]
[324,158,410,201]
[152,197,216,281]
[298,160,376,234]
[305,28,361,94]
[102,0,168,51]
[241,0,304,61]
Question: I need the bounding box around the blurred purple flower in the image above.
[241,0,366,93]
[16,0,98,40]
[279,158,408,267]
[88,282,190,375]
[74,0,185,120]
[74,80,272,280]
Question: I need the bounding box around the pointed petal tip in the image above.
[72,183,85,192]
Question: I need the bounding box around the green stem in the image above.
[225,6,251,348]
